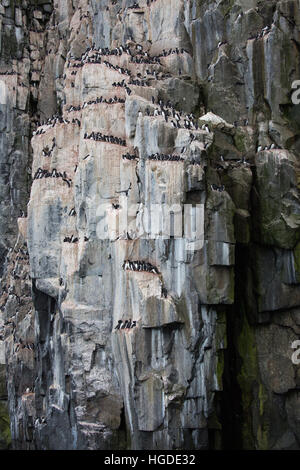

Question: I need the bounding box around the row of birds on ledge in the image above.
[15,341,35,352]
[67,42,189,69]
[114,319,137,329]
[63,235,89,243]
[148,153,184,162]
[84,132,126,146]
[0,70,17,76]
[66,96,125,113]
[42,137,56,157]
[115,0,171,9]
[123,152,201,163]
[122,260,160,274]
[257,144,280,152]
[211,184,226,192]
[122,152,138,160]
[111,0,159,6]
[33,168,72,187]
[33,115,80,134]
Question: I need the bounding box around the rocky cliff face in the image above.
[0,0,299,450]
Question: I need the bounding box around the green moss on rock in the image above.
[234,130,247,153]
[293,241,300,283]
[0,401,11,449]
[237,313,271,450]
[237,313,259,449]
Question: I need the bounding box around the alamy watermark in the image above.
[95,197,205,252]
[291,340,300,365]
[291,80,300,104]
[289,83,300,365]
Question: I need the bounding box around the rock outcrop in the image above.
[0,0,299,450]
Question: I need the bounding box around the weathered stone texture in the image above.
[0,0,299,450]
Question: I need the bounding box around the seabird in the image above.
[115,320,122,330]
[162,287,168,298]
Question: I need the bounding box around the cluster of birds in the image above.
[249,25,271,41]
[130,55,161,65]
[33,168,72,187]
[35,416,47,425]
[67,104,81,112]
[257,143,280,152]
[233,119,249,127]
[76,44,133,64]
[33,128,46,136]
[42,138,56,157]
[66,96,125,114]
[82,54,101,65]
[13,247,29,263]
[0,324,5,341]
[11,271,21,280]
[0,70,17,76]
[146,70,172,81]
[90,96,125,106]
[158,47,190,58]
[148,153,184,162]
[211,184,225,192]
[66,48,124,69]
[33,114,80,134]
[67,40,188,78]
[148,96,207,132]
[128,2,140,8]
[122,153,138,160]
[36,63,200,142]
[67,61,84,69]
[63,235,78,243]
[84,131,126,146]
[122,260,160,274]
[114,319,137,329]
[3,320,16,329]
[170,117,199,130]
[15,340,35,352]
[128,77,150,87]
[112,79,132,95]
[103,59,131,77]
[64,40,189,109]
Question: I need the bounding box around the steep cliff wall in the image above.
[0,0,299,450]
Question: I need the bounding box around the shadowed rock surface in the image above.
[0,0,299,450]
